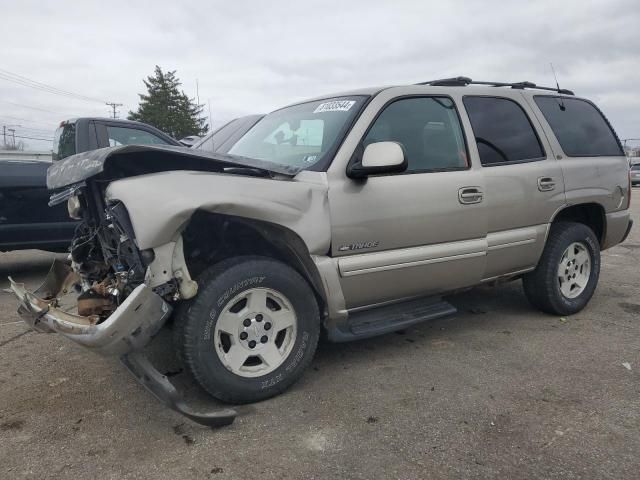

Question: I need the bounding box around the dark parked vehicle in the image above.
[53,117,179,161]
[192,114,264,153]
[1,118,181,252]
[631,163,640,186]
[178,135,202,147]
[0,158,73,251]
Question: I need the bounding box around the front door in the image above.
[328,95,488,309]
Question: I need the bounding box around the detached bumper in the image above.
[9,260,237,428]
[9,260,172,356]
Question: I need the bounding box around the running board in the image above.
[327,297,456,342]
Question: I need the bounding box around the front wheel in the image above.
[523,222,601,316]
[177,256,320,404]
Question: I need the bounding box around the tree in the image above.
[128,66,208,139]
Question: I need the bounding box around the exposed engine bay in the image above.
[67,189,176,320]
[10,180,237,427]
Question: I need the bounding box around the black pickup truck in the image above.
[0,118,180,252]
[1,116,264,252]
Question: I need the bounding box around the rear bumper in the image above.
[621,219,633,244]
[9,260,172,356]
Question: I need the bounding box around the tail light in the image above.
[628,167,632,208]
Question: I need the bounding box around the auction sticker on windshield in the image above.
[313,100,356,113]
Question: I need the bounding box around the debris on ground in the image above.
[468,308,487,314]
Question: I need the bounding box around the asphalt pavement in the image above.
[1,202,639,479]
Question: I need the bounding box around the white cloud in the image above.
[0,0,638,150]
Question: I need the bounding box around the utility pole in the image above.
[2,124,20,148]
[105,102,123,119]
[208,100,213,132]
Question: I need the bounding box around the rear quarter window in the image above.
[534,96,623,157]
[52,123,76,161]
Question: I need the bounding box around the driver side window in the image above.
[363,96,468,173]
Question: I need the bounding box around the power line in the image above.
[0,115,56,129]
[13,126,54,135]
[13,124,52,131]
[11,134,54,142]
[0,99,73,116]
[0,68,109,104]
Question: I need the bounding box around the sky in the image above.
[1,0,639,151]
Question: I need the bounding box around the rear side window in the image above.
[534,96,623,157]
[463,96,545,166]
[52,123,76,161]
[106,126,169,146]
[363,96,468,173]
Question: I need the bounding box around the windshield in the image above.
[228,96,367,171]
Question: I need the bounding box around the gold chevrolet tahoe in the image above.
[10,77,633,426]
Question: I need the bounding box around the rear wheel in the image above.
[178,256,320,404]
[523,222,601,315]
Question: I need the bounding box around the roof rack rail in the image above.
[416,76,574,95]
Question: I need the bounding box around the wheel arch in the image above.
[550,202,606,247]
[181,210,328,317]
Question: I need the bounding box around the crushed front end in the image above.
[9,180,236,427]
[10,185,172,356]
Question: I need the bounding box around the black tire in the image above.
[171,299,191,364]
[523,222,601,315]
[177,256,320,404]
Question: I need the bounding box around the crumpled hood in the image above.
[105,170,331,255]
[47,144,300,190]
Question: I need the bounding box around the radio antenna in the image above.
[550,62,566,110]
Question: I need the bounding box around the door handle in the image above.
[537,177,556,192]
[458,187,483,205]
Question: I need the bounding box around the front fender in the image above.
[104,170,331,254]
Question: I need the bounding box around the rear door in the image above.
[461,94,566,280]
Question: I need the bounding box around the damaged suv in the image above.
[11,77,633,426]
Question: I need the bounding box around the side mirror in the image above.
[347,141,407,179]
